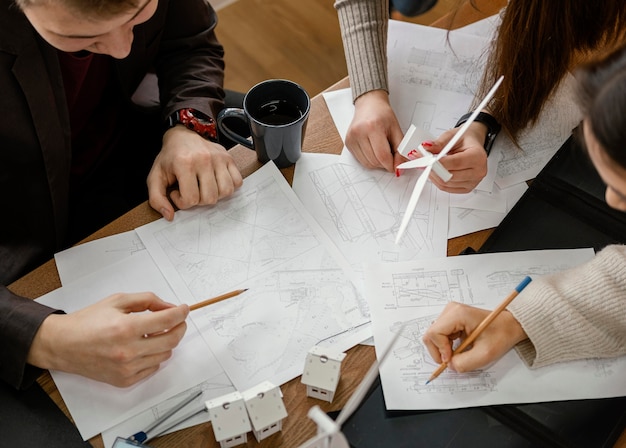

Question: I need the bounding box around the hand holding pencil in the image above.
[422,276,531,382]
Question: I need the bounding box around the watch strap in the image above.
[167,108,219,143]
[455,111,501,156]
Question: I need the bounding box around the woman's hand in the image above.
[345,90,407,172]
[422,302,528,372]
[425,122,490,193]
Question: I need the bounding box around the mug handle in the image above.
[216,108,254,149]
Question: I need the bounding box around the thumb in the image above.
[147,177,175,221]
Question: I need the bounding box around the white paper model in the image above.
[301,346,347,403]
[242,380,288,442]
[205,391,251,448]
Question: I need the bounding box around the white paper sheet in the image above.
[36,252,225,439]
[101,372,234,448]
[364,248,626,410]
[292,152,449,270]
[387,20,490,135]
[136,162,371,391]
[448,182,528,239]
[54,230,145,285]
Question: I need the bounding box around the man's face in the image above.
[22,0,158,58]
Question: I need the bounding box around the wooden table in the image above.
[8,76,493,447]
[9,8,625,447]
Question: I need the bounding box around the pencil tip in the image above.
[425,380,430,385]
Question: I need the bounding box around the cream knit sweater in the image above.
[334,0,389,101]
[509,245,626,367]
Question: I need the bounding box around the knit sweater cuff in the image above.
[335,0,389,101]
[508,245,626,368]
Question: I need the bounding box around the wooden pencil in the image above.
[189,288,248,311]
[426,276,532,384]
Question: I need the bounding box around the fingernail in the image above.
[407,149,418,160]
[421,140,434,148]
[395,168,401,177]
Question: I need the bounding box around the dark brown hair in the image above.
[474,0,626,141]
[576,45,626,169]
[14,0,142,20]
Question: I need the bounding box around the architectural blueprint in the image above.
[136,162,371,391]
[292,153,449,272]
[386,20,583,190]
[387,20,490,135]
[364,248,626,410]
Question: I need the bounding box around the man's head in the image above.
[16,0,158,58]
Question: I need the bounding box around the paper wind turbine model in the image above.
[394,75,504,244]
[296,328,405,448]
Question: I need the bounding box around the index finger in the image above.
[422,302,470,363]
[134,304,190,338]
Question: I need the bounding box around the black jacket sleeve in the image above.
[155,0,226,120]
[0,285,61,389]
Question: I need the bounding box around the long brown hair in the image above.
[474,0,626,141]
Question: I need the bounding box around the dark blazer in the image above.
[0,0,225,389]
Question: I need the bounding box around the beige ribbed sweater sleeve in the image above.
[508,245,626,368]
[334,0,389,101]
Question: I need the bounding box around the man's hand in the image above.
[148,126,243,220]
[422,302,528,373]
[27,292,189,387]
[345,90,406,172]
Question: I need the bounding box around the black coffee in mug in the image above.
[217,79,310,168]
[255,99,303,126]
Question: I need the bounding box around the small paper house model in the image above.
[205,391,252,448]
[301,346,346,403]
[242,380,288,442]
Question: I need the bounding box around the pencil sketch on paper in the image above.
[193,266,369,391]
[388,317,498,395]
[386,21,490,134]
[364,248,626,411]
[292,153,449,273]
[389,270,475,308]
[143,175,322,299]
[136,162,371,392]
[400,46,481,96]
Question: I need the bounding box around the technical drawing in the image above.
[293,157,449,272]
[401,47,480,95]
[137,163,371,392]
[193,266,369,391]
[388,316,497,395]
[149,175,322,299]
[390,269,474,308]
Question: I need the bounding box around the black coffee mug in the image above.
[217,79,310,168]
